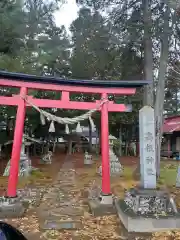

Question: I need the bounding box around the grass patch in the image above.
[17,169,53,188]
[123,166,135,180]
[158,162,178,186]
[122,162,178,188]
[31,169,51,179]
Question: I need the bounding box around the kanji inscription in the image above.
[139,106,156,189]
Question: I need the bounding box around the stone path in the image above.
[37,159,84,231]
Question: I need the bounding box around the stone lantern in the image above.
[98,134,122,176]
[109,134,117,149]
[3,135,32,177]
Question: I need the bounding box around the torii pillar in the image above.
[7,87,27,197]
[100,93,112,204]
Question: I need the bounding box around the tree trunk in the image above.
[142,0,154,106]
[88,119,93,153]
[155,2,170,177]
[119,125,122,157]
[97,127,101,155]
[133,0,153,179]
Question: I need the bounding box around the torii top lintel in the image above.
[0,71,150,95]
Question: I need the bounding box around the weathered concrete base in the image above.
[0,197,25,218]
[40,218,82,230]
[115,199,180,232]
[84,158,93,165]
[100,194,113,204]
[88,197,116,216]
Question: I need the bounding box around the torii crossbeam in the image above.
[0,71,149,203]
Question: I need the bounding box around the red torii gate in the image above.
[0,71,148,200]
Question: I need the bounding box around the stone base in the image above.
[115,199,180,232]
[40,218,82,230]
[0,198,25,218]
[124,187,178,215]
[88,197,116,216]
[84,160,93,165]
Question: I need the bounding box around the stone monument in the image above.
[139,106,156,188]
[98,135,122,176]
[176,165,180,187]
[115,106,180,232]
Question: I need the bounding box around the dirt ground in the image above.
[0,153,180,239]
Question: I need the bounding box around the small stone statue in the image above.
[84,151,93,165]
[41,151,52,164]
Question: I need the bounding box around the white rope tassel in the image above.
[65,124,70,134]
[49,121,55,132]
[40,113,46,125]
[89,116,96,131]
[76,122,82,133]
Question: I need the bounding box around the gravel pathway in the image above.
[37,159,84,232]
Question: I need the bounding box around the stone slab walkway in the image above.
[37,159,84,231]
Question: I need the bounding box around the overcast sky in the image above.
[54,0,79,29]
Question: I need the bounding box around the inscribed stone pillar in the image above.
[139,106,156,189]
[176,165,180,187]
